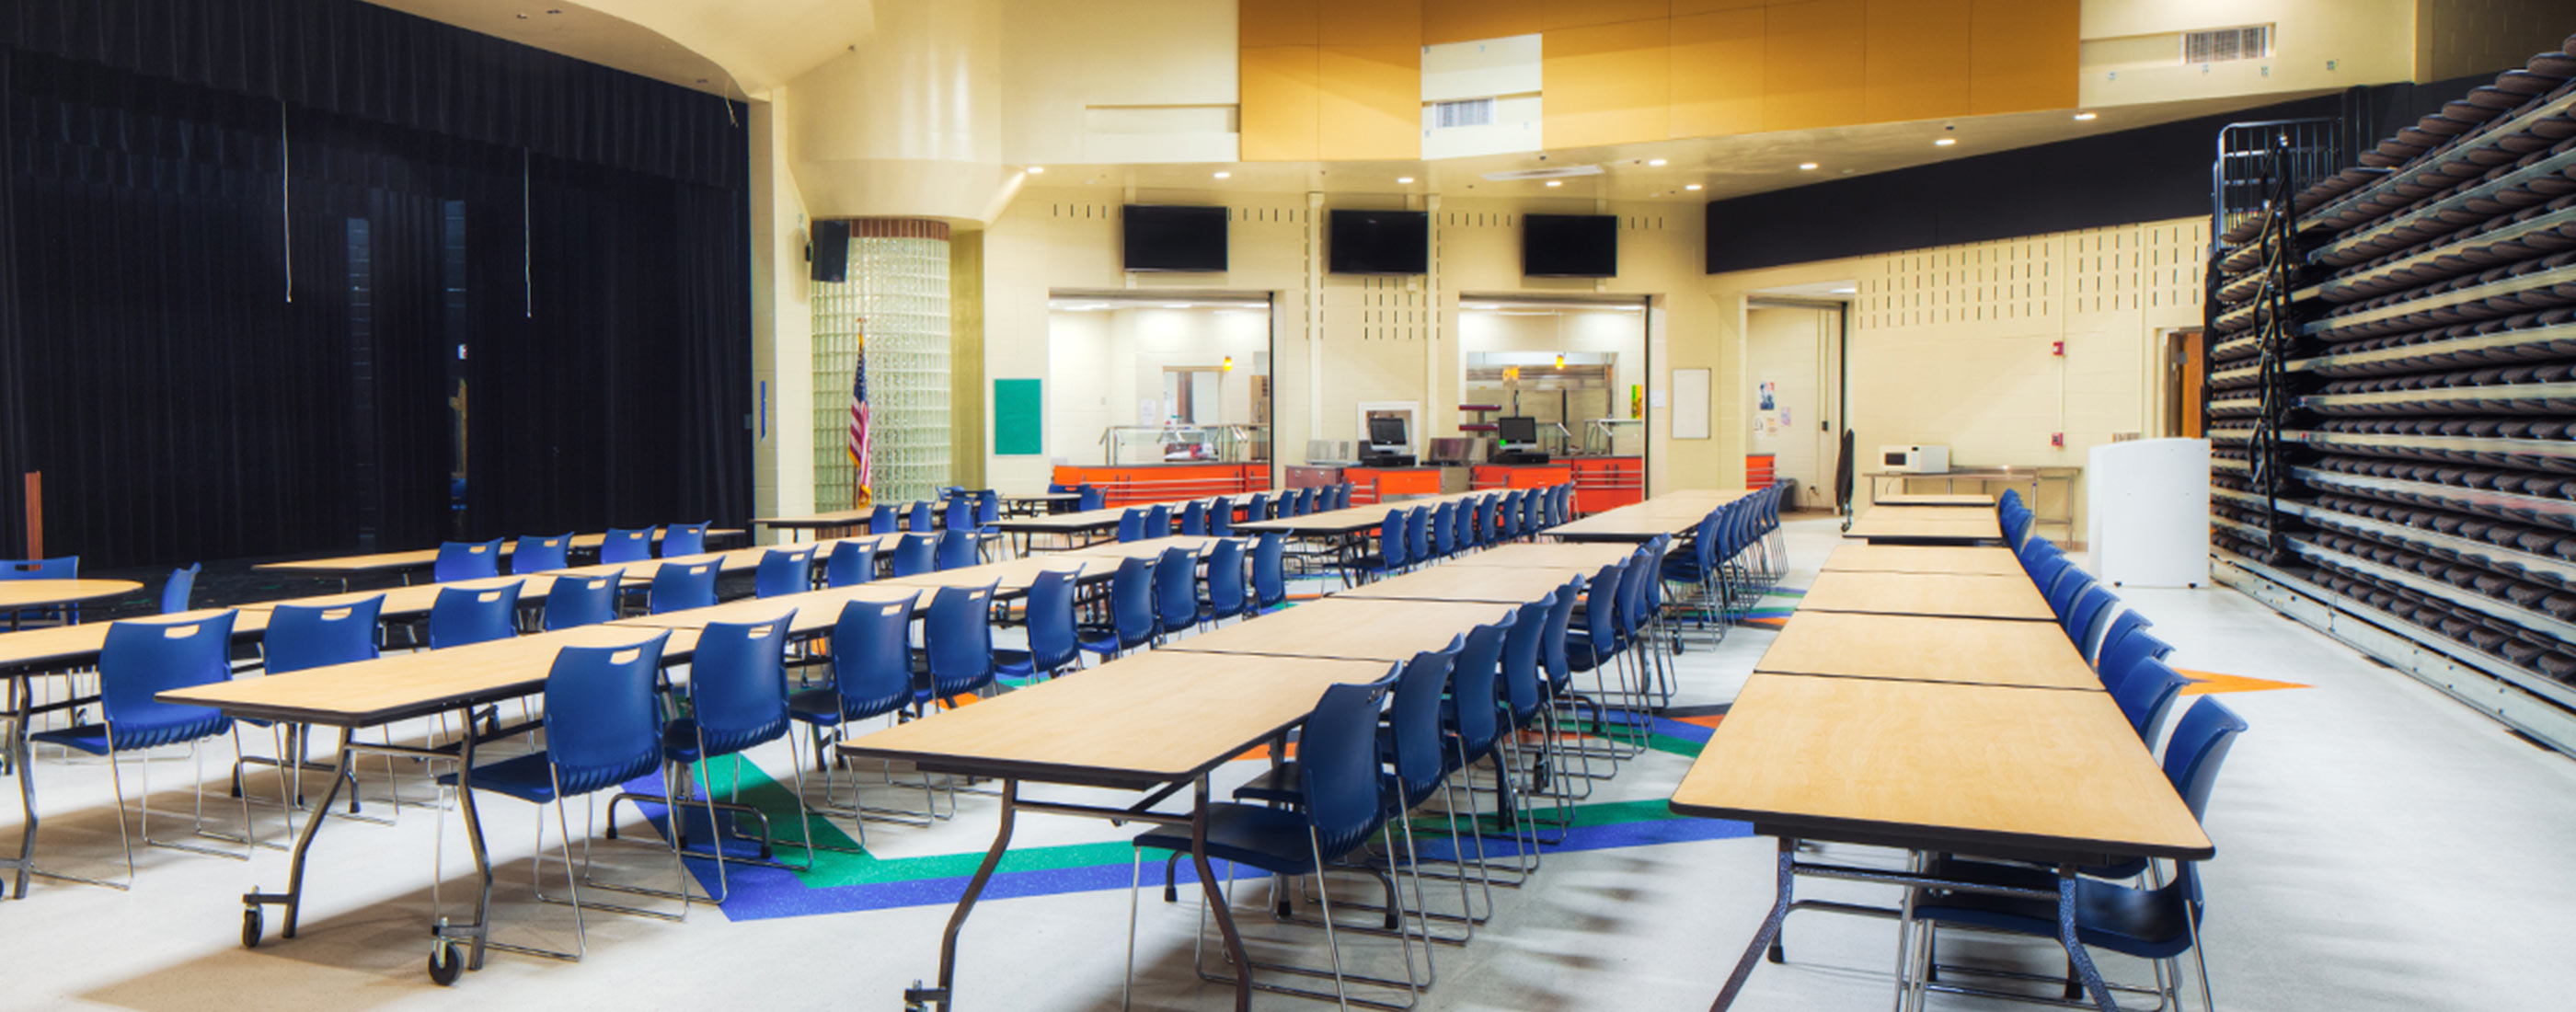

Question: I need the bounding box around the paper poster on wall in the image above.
[1671,367,1711,440]
[1756,379,1777,411]
[993,378,1043,455]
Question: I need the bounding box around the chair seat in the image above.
[661,716,787,765]
[1911,857,2198,960]
[32,713,228,755]
[1231,763,1305,805]
[437,752,569,805]
[1075,626,1127,656]
[787,688,844,727]
[1133,801,1324,876]
[1564,638,1622,672]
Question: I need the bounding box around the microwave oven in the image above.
[1880,444,1950,474]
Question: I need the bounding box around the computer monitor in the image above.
[1366,415,1409,448]
[1496,416,1537,445]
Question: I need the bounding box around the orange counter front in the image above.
[1570,456,1644,512]
[1346,466,1442,505]
[1052,463,1269,508]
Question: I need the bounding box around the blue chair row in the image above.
[4,555,81,627]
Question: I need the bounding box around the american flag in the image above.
[846,328,873,507]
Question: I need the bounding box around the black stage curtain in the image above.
[0,1,748,569]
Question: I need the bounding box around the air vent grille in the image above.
[2182,25,2271,64]
[1432,98,1495,130]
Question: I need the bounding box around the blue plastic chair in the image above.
[1209,496,1235,536]
[32,611,254,886]
[648,562,719,615]
[920,582,1001,707]
[2043,568,2092,620]
[512,534,573,575]
[267,597,385,673]
[2112,656,2191,745]
[1563,559,1638,757]
[1145,504,1173,538]
[1500,591,1570,841]
[908,501,935,534]
[1141,678,1405,1005]
[755,547,817,598]
[544,572,623,631]
[2098,620,2171,691]
[623,615,808,898]
[1407,507,1432,566]
[1077,487,1106,512]
[936,529,979,571]
[1250,534,1288,615]
[1446,615,1528,886]
[1153,546,1200,641]
[789,593,934,829]
[661,522,710,558]
[161,563,201,615]
[995,570,1081,684]
[435,540,505,582]
[1198,538,1248,627]
[1431,503,1458,559]
[437,633,688,957]
[1180,500,1209,536]
[975,490,1002,532]
[2063,585,2119,651]
[1523,490,1546,538]
[1368,510,1411,581]
[825,540,879,587]
[1117,509,1145,544]
[600,528,654,565]
[945,498,974,537]
[428,582,523,649]
[868,504,899,535]
[890,534,938,577]
[5,555,80,624]
[1242,492,1269,523]
[1079,556,1162,661]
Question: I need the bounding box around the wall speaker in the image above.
[810,220,849,282]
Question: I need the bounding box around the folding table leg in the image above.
[2055,866,2119,1012]
[240,726,354,944]
[906,778,1018,1011]
[5,679,35,899]
[1186,776,1256,1012]
[1709,836,1798,1010]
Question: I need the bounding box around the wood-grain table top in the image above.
[608,583,926,637]
[1448,542,1639,571]
[0,579,144,609]
[1167,597,1516,662]
[1841,512,2003,543]
[255,529,746,573]
[1670,673,2211,861]
[1547,510,1711,539]
[754,509,878,529]
[837,650,1393,789]
[1232,491,1494,535]
[1862,504,1994,520]
[1754,611,2099,690]
[1798,570,2053,621]
[986,497,1227,533]
[1878,492,1995,506]
[1817,544,2026,577]
[880,556,1099,593]
[566,528,743,550]
[234,576,562,617]
[1056,535,1242,561]
[541,537,880,583]
[156,624,701,727]
[1332,565,1587,605]
[0,609,271,674]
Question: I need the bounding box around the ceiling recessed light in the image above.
[1685,183,1703,191]
[1165,304,1190,309]
[1545,179,1562,188]
[1213,170,1231,179]
[1798,162,1819,171]
[2073,111,2098,121]
[1830,287,1857,294]
[1027,166,1046,174]
[1647,158,1667,167]
[1397,177,1414,184]
[1934,137,1956,146]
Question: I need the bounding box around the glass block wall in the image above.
[811,219,953,510]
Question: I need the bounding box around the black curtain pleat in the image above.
[0,0,749,569]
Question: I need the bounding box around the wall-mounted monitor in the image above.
[1523,213,1617,278]
[1122,204,1229,272]
[1328,209,1429,275]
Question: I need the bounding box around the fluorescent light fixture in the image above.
[2073,111,2098,121]
[1934,137,1956,146]
[1212,170,1231,178]
[1647,158,1668,167]
[1027,166,1046,174]
[1830,287,1857,294]
[1545,179,1563,188]
[1798,162,1819,170]
[1685,183,1703,191]
[1164,303,1190,309]
[1397,176,1414,184]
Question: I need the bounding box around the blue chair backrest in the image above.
[662,523,709,558]
[649,561,719,615]
[1117,509,1144,543]
[540,634,672,795]
[435,539,504,582]
[1520,490,1542,535]
[890,533,937,577]
[1300,679,1393,858]
[1209,497,1234,536]
[1407,507,1431,563]
[1022,570,1080,672]
[2098,627,2174,696]
[161,562,201,614]
[2025,553,2071,593]
[544,572,622,630]
[429,581,523,649]
[827,540,880,587]
[946,497,973,535]
[1998,488,2026,514]
[756,546,817,598]
[1501,593,1552,724]
[1582,560,1626,653]
[909,501,935,533]
[1078,487,1106,512]
[512,534,573,574]
[1386,644,1459,804]
[1431,503,1456,557]
[1335,485,1352,510]
[1110,556,1159,650]
[687,615,796,755]
[831,594,920,720]
[2044,568,2091,620]
[2164,698,2249,819]
[1180,500,1208,536]
[925,582,999,699]
[266,597,385,673]
[601,528,654,564]
[1155,546,1199,634]
[2112,656,2191,745]
[1451,615,1512,756]
[937,529,979,570]
[1468,498,1489,547]
[1243,492,1269,523]
[1632,537,1671,620]
[1542,577,1581,691]
[1252,533,1286,609]
[1146,504,1172,537]
[1378,510,1410,569]
[3,557,77,581]
[1497,491,1522,539]
[98,611,240,742]
[870,504,899,535]
[2064,585,2118,650]
[976,490,1001,526]
[1202,538,1247,616]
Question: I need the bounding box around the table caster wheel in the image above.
[428,940,463,986]
[241,905,263,949]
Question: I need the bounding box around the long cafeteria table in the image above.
[1229,490,1495,576]
[1814,542,2024,577]
[255,527,748,588]
[1839,509,2001,545]
[752,508,878,540]
[1795,570,2053,621]
[987,495,1242,553]
[1544,489,1757,543]
[0,580,144,629]
[1329,561,1588,604]
[878,556,1098,597]
[1447,541,1637,570]
[1162,596,1515,663]
[1752,610,2101,689]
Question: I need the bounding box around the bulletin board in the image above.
[994,378,1043,455]
[1671,367,1712,440]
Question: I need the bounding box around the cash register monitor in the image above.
[1366,416,1409,450]
[1496,416,1538,445]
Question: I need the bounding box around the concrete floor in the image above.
[5,516,2574,1010]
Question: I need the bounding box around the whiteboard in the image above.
[1671,367,1711,440]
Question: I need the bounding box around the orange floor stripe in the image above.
[1674,714,1726,730]
[2176,669,2309,695]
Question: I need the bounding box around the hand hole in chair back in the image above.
[471,546,489,555]
[321,607,352,621]
[747,624,775,638]
[478,591,501,603]
[163,624,200,638]
[611,649,641,664]
[882,604,906,616]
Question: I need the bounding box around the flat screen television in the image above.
[1496,416,1538,444]
[1328,209,1429,274]
[1523,213,1617,278]
[1123,205,1228,272]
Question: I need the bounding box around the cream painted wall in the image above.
[748,98,814,543]
[1707,216,2210,540]
[2076,0,2417,108]
[998,0,1242,166]
[1743,305,1835,509]
[785,0,1018,220]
